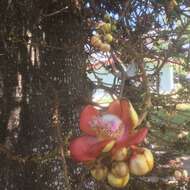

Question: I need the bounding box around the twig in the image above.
[110,52,127,98]
[42,7,69,18]
[119,66,126,98]
[137,48,152,126]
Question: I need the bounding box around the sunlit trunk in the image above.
[0,2,92,189]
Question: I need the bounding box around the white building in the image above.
[159,64,174,93]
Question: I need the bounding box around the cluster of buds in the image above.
[174,169,189,180]
[90,15,116,52]
[169,158,189,181]
[69,99,154,188]
[90,147,154,188]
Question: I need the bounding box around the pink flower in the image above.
[69,99,148,162]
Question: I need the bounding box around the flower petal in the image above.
[112,128,148,154]
[111,127,129,154]
[126,128,148,147]
[117,127,129,144]
[80,105,99,136]
[69,136,111,162]
[108,100,138,130]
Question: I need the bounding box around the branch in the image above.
[42,7,69,18]
[137,44,152,126]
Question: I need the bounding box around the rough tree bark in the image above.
[0,1,93,189]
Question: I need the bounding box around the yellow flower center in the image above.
[90,114,125,140]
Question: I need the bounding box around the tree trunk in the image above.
[0,1,93,189]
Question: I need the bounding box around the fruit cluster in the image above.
[174,169,189,179]
[90,15,116,52]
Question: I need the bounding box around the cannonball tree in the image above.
[0,0,190,190]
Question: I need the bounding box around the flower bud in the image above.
[104,34,113,43]
[182,170,188,178]
[107,172,129,188]
[90,165,108,181]
[111,161,129,178]
[129,148,154,176]
[111,24,117,32]
[112,147,128,161]
[100,43,111,52]
[174,170,182,178]
[101,23,111,33]
[91,36,102,48]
